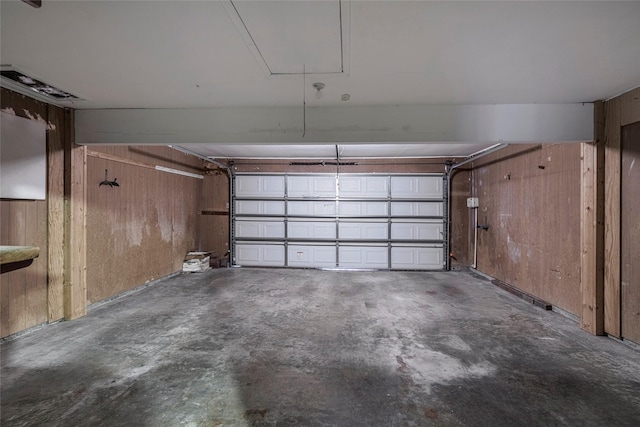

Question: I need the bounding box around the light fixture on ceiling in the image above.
[1,69,78,100]
[22,0,42,8]
[341,93,350,101]
[312,82,325,99]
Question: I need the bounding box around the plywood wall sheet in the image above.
[201,173,229,212]
[86,149,202,304]
[200,173,230,257]
[450,170,471,266]
[603,97,621,337]
[621,121,640,344]
[46,105,66,323]
[473,144,581,315]
[620,87,640,127]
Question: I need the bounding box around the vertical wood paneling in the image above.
[450,170,471,266]
[0,202,20,337]
[85,147,202,303]
[65,114,87,319]
[24,219,47,326]
[473,144,582,315]
[621,121,640,344]
[8,202,27,334]
[604,97,622,337]
[47,105,66,323]
[580,138,605,335]
[1,88,55,338]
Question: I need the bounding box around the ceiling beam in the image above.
[75,103,593,146]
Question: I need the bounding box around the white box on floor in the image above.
[182,252,211,272]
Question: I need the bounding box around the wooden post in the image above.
[47,105,66,322]
[604,98,621,337]
[580,107,605,335]
[64,110,87,320]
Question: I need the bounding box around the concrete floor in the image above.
[2,269,640,426]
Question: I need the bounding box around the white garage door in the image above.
[232,173,446,270]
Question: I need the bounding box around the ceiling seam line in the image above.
[229,0,274,76]
[339,0,344,73]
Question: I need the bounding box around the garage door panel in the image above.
[288,201,336,216]
[339,201,388,216]
[391,202,443,217]
[236,220,285,239]
[236,244,285,266]
[288,245,336,268]
[236,175,285,197]
[235,200,285,215]
[391,246,443,270]
[391,221,444,240]
[391,176,443,199]
[287,175,336,198]
[338,221,387,240]
[339,176,389,198]
[339,246,388,269]
[288,221,336,239]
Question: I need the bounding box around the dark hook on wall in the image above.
[477,216,490,231]
[99,169,120,188]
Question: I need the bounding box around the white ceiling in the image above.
[2,0,639,158]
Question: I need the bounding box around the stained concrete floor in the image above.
[2,269,640,427]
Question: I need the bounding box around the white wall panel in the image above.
[287,175,336,198]
[236,175,285,197]
[391,221,444,240]
[339,246,388,269]
[288,201,336,216]
[236,244,285,266]
[391,246,443,270]
[288,221,336,239]
[288,245,336,268]
[339,176,389,198]
[391,176,443,199]
[235,200,285,215]
[339,201,388,216]
[339,221,388,240]
[236,220,285,238]
[391,201,443,217]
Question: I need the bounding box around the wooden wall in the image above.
[1,88,68,338]
[603,86,640,342]
[450,170,471,267]
[471,144,582,315]
[621,121,640,344]
[85,146,203,303]
[200,171,230,260]
[1,87,207,338]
